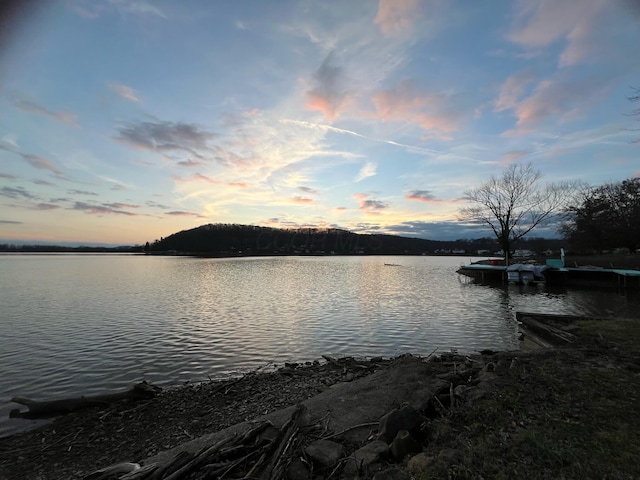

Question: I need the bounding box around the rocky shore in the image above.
[2,315,640,480]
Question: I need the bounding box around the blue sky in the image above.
[1,0,639,245]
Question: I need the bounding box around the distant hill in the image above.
[0,244,139,253]
[146,223,565,256]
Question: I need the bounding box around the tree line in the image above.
[457,162,639,259]
[561,178,640,254]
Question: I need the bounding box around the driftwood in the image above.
[10,381,161,419]
[516,312,577,345]
[142,405,306,480]
[256,404,305,480]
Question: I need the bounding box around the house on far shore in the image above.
[514,249,535,258]
[477,249,490,255]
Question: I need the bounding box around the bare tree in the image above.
[459,163,574,264]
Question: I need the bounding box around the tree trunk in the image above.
[10,382,161,419]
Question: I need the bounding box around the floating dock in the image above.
[457,263,640,289]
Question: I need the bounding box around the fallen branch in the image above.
[157,421,271,480]
[255,404,306,480]
[321,422,379,440]
[10,382,161,419]
[161,436,234,480]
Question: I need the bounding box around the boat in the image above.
[456,260,549,285]
[505,263,548,285]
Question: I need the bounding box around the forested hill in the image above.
[147,224,440,255]
[146,223,560,256]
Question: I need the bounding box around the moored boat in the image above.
[457,250,640,289]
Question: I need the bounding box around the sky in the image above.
[0,0,639,246]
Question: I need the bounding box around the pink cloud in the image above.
[494,70,535,112]
[12,98,78,127]
[20,153,63,175]
[353,193,389,214]
[372,81,462,136]
[504,75,612,134]
[374,0,421,36]
[109,82,140,103]
[291,196,314,204]
[406,190,438,202]
[501,150,530,165]
[193,173,218,183]
[173,173,220,184]
[306,92,344,122]
[305,55,349,121]
[173,174,247,188]
[508,0,609,66]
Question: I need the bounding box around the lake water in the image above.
[1,254,638,437]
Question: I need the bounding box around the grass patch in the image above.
[577,318,640,352]
[416,347,640,480]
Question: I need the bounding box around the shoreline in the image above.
[2,315,640,479]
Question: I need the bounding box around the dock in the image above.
[457,263,640,289]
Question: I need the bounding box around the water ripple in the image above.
[1,254,639,436]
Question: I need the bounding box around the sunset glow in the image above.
[1,0,638,245]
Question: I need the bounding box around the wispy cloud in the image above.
[103,202,140,209]
[34,179,57,186]
[71,0,166,19]
[0,134,19,151]
[354,192,389,213]
[0,186,35,199]
[494,70,535,112]
[386,220,483,240]
[68,189,98,196]
[372,80,464,137]
[503,73,615,134]
[165,210,205,218]
[280,119,473,160]
[291,196,314,204]
[12,97,79,127]
[114,120,216,160]
[507,0,625,67]
[32,203,61,211]
[109,82,141,102]
[113,0,166,19]
[501,150,530,164]
[69,1,104,19]
[0,220,22,224]
[71,201,139,216]
[374,0,421,37]
[19,153,63,175]
[306,54,349,121]
[355,161,376,182]
[406,190,437,202]
[177,159,207,168]
[173,173,219,184]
